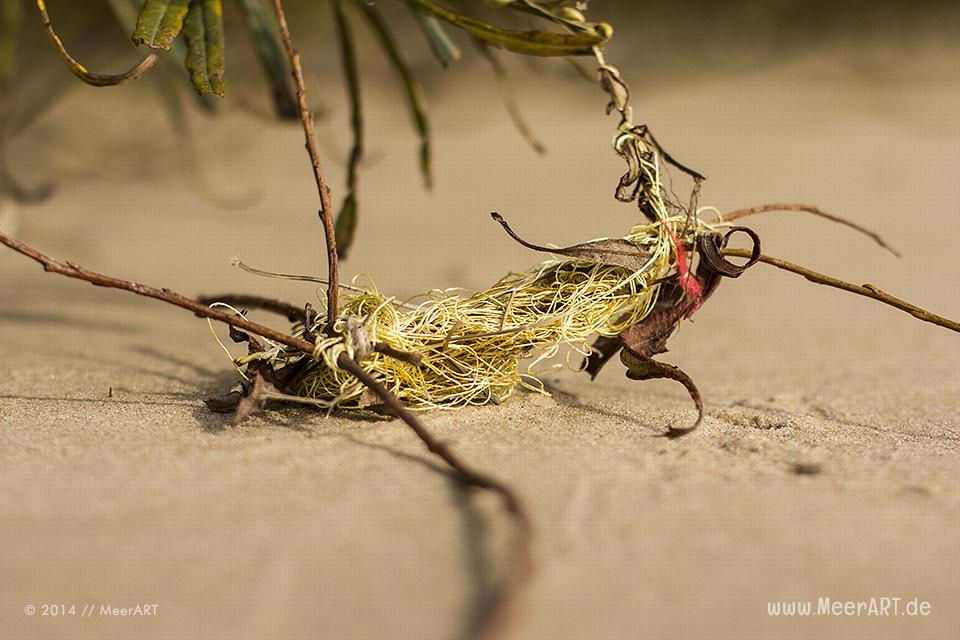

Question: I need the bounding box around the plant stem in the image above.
[269,0,340,330]
[717,203,899,257]
[723,248,960,333]
[0,230,317,354]
[196,294,307,323]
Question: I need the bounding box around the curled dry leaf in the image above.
[619,346,704,438]
[491,212,652,272]
[584,228,757,436]
[614,278,715,436]
[696,226,761,278]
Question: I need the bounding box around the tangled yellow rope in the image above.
[236,214,712,411]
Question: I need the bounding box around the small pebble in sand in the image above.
[791,462,823,476]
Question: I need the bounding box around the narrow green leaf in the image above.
[107,0,217,111]
[236,0,297,119]
[334,192,357,260]
[133,0,190,51]
[474,40,545,154]
[409,8,461,66]
[334,0,362,259]
[406,0,611,57]
[492,0,598,36]
[360,4,432,187]
[35,0,159,87]
[0,0,21,79]
[183,0,225,96]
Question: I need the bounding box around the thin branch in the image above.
[197,294,307,323]
[336,353,533,640]
[269,0,340,329]
[641,126,706,182]
[717,203,900,257]
[0,231,317,354]
[35,1,159,86]
[232,259,421,310]
[723,248,960,333]
[372,343,424,367]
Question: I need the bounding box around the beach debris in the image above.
[9,3,959,640]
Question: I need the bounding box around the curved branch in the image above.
[723,248,960,334]
[197,294,307,323]
[36,1,159,87]
[717,203,900,257]
[0,230,316,353]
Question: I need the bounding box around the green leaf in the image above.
[406,0,611,57]
[361,4,432,187]
[490,0,598,36]
[334,192,357,260]
[334,0,362,259]
[107,0,217,111]
[133,0,191,51]
[474,41,545,154]
[0,0,21,79]
[236,0,297,119]
[491,212,652,272]
[409,7,461,66]
[35,1,159,87]
[183,0,225,96]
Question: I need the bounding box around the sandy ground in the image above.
[2,31,960,640]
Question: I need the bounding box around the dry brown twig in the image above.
[269,0,340,329]
[0,232,317,353]
[722,247,960,334]
[716,203,900,257]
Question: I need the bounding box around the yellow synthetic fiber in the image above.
[247,214,711,410]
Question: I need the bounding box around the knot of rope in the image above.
[312,314,373,370]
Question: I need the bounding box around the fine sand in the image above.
[2,35,960,639]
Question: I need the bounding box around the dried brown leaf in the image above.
[233,373,282,425]
[491,212,651,272]
[619,346,704,437]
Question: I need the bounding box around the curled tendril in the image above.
[697,226,761,278]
